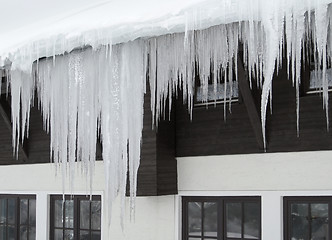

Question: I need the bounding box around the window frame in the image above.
[49,195,102,240]
[182,196,261,240]
[0,194,36,240]
[283,196,332,240]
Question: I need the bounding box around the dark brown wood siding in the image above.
[175,64,332,156]
[0,81,177,196]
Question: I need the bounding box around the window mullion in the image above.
[90,200,92,239]
[241,202,244,240]
[62,197,65,239]
[74,196,79,240]
[217,199,223,240]
[329,200,332,240]
[16,197,19,240]
[201,201,204,240]
[223,200,226,240]
[27,198,30,240]
[6,199,8,240]
[308,203,312,240]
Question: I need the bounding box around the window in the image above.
[284,196,332,240]
[50,195,101,240]
[0,195,36,240]
[306,68,332,94]
[182,196,261,240]
[195,80,239,106]
[194,64,239,107]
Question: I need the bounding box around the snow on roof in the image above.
[2,0,330,70]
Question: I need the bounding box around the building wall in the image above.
[0,150,331,240]
[0,162,177,240]
[178,150,332,240]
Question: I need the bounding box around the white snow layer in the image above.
[1,0,332,226]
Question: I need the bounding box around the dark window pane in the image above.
[65,200,74,228]
[64,229,74,240]
[226,202,242,238]
[91,231,101,240]
[80,200,90,229]
[20,226,28,240]
[54,229,63,240]
[29,199,36,226]
[7,225,15,240]
[0,199,6,224]
[7,199,16,225]
[80,230,90,240]
[54,200,63,228]
[188,202,202,236]
[311,203,328,239]
[91,201,101,230]
[20,199,28,225]
[291,203,309,240]
[29,226,36,240]
[203,202,217,237]
[244,202,260,239]
[0,225,6,239]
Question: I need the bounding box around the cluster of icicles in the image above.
[1,2,331,225]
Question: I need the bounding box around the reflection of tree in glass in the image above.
[0,199,6,225]
[204,202,217,237]
[64,229,74,240]
[188,202,201,236]
[20,199,28,225]
[7,199,16,224]
[91,201,101,230]
[80,201,90,229]
[226,203,242,237]
[311,204,328,239]
[29,199,36,225]
[244,203,260,239]
[291,204,309,240]
[65,200,74,228]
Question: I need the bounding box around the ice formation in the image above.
[0,0,332,225]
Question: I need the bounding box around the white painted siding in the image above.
[0,162,176,240]
[178,150,332,240]
[0,150,331,239]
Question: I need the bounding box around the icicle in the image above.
[314,3,330,131]
[5,0,332,230]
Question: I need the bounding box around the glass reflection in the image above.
[80,230,90,240]
[20,199,28,225]
[29,226,36,240]
[65,200,74,228]
[0,199,6,224]
[64,229,74,240]
[188,202,202,236]
[7,199,16,225]
[80,201,90,229]
[29,199,36,225]
[91,231,101,240]
[226,202,242,238]
[291,204,309,240]
[244,202,260,239]
[54,229,62,240]
[91,201,101,230]
[54,200,63,228]
[203,202,217,237]
[311,203,328,239]
[20,226,27,240]
[7,225,15,240]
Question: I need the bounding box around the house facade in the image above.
[0,50,332,240]
[0,1,332,239]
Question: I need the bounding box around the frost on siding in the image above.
[4,1,332,226]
